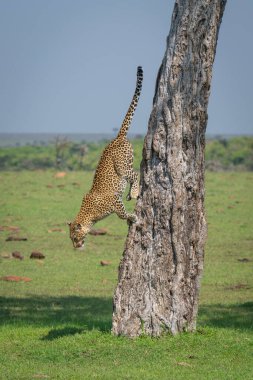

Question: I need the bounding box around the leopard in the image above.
[68,66,143,249]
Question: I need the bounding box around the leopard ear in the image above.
[67,221,71,226]
[76,223,82,230]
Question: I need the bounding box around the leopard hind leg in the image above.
[112,142,139,201]
[126,171,139,201]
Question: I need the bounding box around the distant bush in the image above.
[0,139,143,171]
[0,136,252,171]
[205,137,253,171]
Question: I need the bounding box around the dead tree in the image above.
[112,0,227,336]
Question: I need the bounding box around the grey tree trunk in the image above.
[112,0,227,337]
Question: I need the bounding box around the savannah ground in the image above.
[0,170,252,379]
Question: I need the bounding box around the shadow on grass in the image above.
[198,302,253,330]
[0,295,112,337]
[0,296,252,337]
[42,327,84,341]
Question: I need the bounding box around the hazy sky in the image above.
[0,0,252,136]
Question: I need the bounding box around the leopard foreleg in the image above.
[114,196,137,223]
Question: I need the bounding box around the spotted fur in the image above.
[68,66,143,248]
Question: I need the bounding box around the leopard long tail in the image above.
[117,66,143,139]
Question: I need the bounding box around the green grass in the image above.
[0,170,253,379]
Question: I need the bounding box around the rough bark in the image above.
[112,0,227,337]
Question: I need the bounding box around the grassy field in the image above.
[0,170,252,379]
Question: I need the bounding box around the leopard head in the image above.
[68,221,90,249]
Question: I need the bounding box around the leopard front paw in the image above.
[127,214,137,224]
[130,185,139,200]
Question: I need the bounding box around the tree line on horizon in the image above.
[0,136,252,172]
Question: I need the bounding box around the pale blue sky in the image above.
[0,0,252,136]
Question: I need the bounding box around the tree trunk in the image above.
[112,0,227,337]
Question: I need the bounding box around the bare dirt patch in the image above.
[1,275,31,282]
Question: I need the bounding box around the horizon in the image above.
[1,131,252,148]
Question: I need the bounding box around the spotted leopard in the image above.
[68,66,143,249]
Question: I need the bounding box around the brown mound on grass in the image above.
[237,258,251,263]
[54,172,66,178]
[12,251,24,260]
[89,228,108,236]
[225,283,251,291]
[1,275,31,282]
[30,251,45,259]
[0,225,20,232]
[100,260,111,266]
[48,228,65,233]
[1,253,11,259]
[6,236,28,241]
